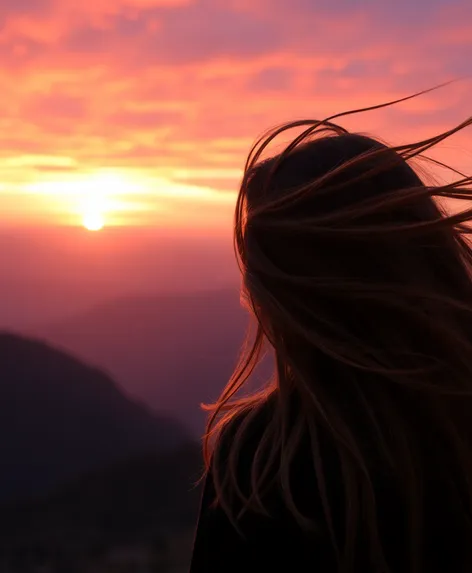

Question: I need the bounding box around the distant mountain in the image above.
[0,443,202,572]
[0,333,188,502]
[0,228,237,330]
[31,288,261,434]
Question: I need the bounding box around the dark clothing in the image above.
[190,400,471,573]
[191,463,337,572]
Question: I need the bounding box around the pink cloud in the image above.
[22,93,87,120]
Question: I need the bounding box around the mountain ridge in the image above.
[30,288,253,434]
[0,332,188,502]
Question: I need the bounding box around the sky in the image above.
[0,0,471,231]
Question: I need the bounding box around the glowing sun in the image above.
[83,211,104,231]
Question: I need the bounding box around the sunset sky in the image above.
[1,0,471,230]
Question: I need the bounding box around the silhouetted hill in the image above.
[0,442,201,573]
[0,333,188,502]
[32,289,259,434]
[0,443,202,572]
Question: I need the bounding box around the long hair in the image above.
[203,84,472,572]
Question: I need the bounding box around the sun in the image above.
[83,211,104,231]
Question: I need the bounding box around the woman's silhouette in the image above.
[190,87,472,573]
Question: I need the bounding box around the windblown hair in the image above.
[203,83,472,572]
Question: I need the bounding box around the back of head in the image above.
[242,132,472,372]
[205,92,472,573]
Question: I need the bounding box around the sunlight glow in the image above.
[25,171,146,227]
[83,211,104,231]
[19,169,236,227]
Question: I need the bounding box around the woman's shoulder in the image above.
[192,395,337,572]
[213,392,342,516]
